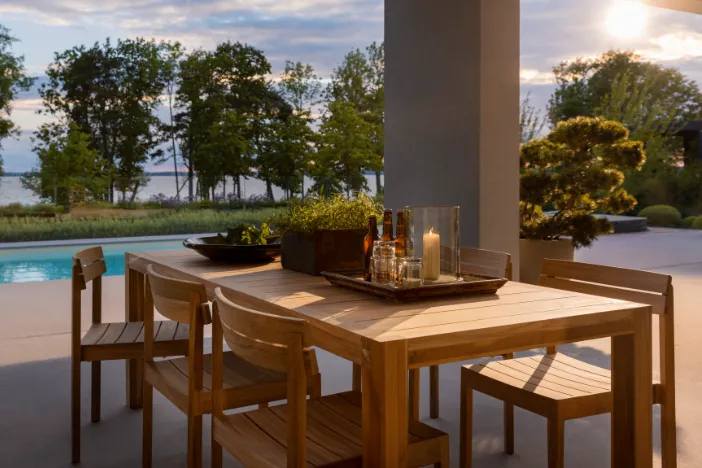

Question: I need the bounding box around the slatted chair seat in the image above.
[215,390,447,468]
[465,353,665,417]
[146,351,314,414]
[80,320,189,361]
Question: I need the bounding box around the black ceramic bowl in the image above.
[183,236,281,263]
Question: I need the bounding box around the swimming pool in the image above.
[0,240,184,284]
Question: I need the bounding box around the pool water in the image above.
[0,240,184,284]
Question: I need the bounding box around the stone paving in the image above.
[1,228,701,467]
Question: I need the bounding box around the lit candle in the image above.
[423,227,440,281]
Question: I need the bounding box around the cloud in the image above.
[638,32,702,61]
[520,68,555,86]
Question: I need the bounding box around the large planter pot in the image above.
[519,238,574,285]
[281,229,366,276]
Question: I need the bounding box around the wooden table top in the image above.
[128,249,648,349]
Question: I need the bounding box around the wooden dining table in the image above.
[124,249,653,468]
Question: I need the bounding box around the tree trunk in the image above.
[169,94,180,199]
[188,166,194,200]
[222,178,227,199]
[237,176,242,200]
[375,170,382,194]
[301,172,305,200]
[266,179,274,201]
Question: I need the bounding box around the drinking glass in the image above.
[396,257,424,289]
[372,255,396,286]
[372,240,396,258]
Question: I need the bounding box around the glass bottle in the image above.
[395,210,406,257]
[381,209,394,241]
[363,216,379,281]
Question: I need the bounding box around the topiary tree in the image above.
[638,205,682,228]
[520,116,646,248]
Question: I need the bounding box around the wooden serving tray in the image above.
[321,271,507,302]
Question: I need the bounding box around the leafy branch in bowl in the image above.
[209,223,277,245]
[267,193,383,235]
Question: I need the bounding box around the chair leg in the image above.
[352,363,361,391]
[187,413,203,468]
[408,369,420,420]
[430,365,439,419]
[547,418,564,468]
[434,435,450,467]
[71,357,80,464]
[661,401,678,468]
[91,361,101,423]
[212,426,223,468]
[310,373,322,399]
[504,402,514,454]
[142,381,153,468]
[460,372,473,468]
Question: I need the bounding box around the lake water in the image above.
[0,174,383,205]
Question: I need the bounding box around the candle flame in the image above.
[429,227,435,235]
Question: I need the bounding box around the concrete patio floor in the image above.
[1,228,701,467]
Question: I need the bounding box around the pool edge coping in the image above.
[0,233,218,250]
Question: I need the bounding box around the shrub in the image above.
[682,216,700,229]
[0,209,273,243]
[520,117,645,248]
[638,205,682,227]
[693,217,702,230]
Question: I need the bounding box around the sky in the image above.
[1,0,701,172]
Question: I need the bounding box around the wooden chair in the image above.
[71,247,190,464]
[459,259,677,468]
[142,265,322,468]
[402,247,513,420]
[211,287,450,468]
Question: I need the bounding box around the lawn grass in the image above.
[0,209,273,243]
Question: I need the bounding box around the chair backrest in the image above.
[144,265,210,373]
[146,264,210,325]
[460,247,513,280]
[539,259,674,390]
[72,247,106,332]
[73,246,106,291]
[212,287,310,467]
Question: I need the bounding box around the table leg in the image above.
[362,338,408,468]
[125,257,145,409]
[612,311,652,468]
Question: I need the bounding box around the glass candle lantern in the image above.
[404,206,460,283]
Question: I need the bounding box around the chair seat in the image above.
[80,320,189,361]
[146,351,301,414]
[214,390,448,468]
[463,352,663,420]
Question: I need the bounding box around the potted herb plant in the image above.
[267,193,383,275]
[519,116,645,283]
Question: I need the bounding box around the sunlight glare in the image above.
[606,1,648,39]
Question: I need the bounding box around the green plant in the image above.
[267,193,382,235]
[520,117,646,248]
[211,223,273,245]
[682,216,700,229]
[692,217,702,230]
[638,205,682,227]
[0,209,272,243]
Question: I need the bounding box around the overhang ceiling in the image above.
[637,0,702,14]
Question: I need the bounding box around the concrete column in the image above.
[385,0,521,268]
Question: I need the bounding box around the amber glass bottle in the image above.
[395,210,406,257]
[363,216,379,281]
[381,209,394,241]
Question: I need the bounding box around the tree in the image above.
[278,61,322,197]
[520,117,645,248]
[0,25,35,177]
[22,123,108,209]
[548,50,702,128]
[39,38,169,202]
[520,93,547,143]
[326,43,385,193]
[315,100,374,196]
[157,41,185,199]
